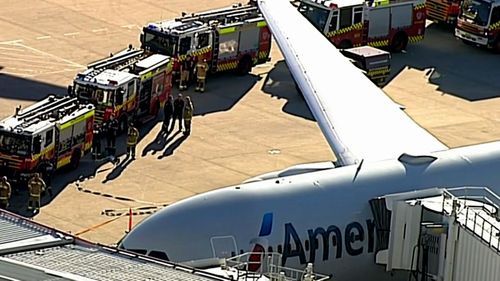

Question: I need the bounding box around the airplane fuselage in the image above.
[120,141,500,281]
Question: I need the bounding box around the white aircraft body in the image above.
[118,0,500,280]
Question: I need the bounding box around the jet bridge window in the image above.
[179,37,191,55]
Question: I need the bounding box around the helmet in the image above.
[1,176,6,181]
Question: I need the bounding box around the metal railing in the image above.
[224,252,331,281]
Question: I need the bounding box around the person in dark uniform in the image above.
[0,176,11,209]
[163,95,174,132]
[37,156,54,197]
[106,115,119,157]
[173,93,185,132]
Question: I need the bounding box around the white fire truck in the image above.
[140,2,272,76]
[297,0,427,51]
[455,0,500,51]
[70,47,173,130]
[0,95,95,183]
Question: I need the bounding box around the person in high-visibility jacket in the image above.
[183,96,194,135]
[0,176,12,209]
[179,56,192,90]
[195,59,209,92]
[28,173,45,212]
[127,123,140,159]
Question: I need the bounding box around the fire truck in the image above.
[140,2,272,76]
[0,95,94,183]
[70,47,173,131]
[455,0,500,51]
[297,0,427,52]
[426,0,461,24]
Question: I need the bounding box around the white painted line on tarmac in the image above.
[0,46,25,52]
[92,28,108,33]
[16,43,84,67]
[63,32,80,36]
[0,39,23,45]
[36,35,51,40]
[121,24,137,29]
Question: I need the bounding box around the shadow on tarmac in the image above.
[0,72,67,101]
[1,71,259,217]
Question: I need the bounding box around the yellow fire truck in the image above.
[70,47,173,130]
[140,2,272,76]
[0,95,95,184]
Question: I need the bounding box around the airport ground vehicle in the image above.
[140,2,272,76]
[297,0,427,51]
[71,47,173,130]
[455,0,500,51]
[426,0,461,24]
[0,95,95,184]
[341,46,391,85]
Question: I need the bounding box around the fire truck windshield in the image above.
[460,0,491,26]
[142,29,178,56]
[298,2,330,31]
[75,83,115,105]
[0,132,32,156]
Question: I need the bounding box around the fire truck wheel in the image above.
[236,56,252,75]
[390,32,408,52]
[70,149,81,169]
[338,40,353,50]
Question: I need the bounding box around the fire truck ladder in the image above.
[177,4,260,25]
[17,96,80,128]
[84,48,146,79]
[211,31,220,72]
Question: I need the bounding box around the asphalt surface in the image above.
[0,1,499,246]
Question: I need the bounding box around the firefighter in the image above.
[37,156,54,197]
[195,59,209,92]
[179,56,192,90]
[0,176,11,209]
[127,123,140,159]
[28,173,46,212]
[183,96,194,135]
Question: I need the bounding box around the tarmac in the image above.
[1,0,500,246]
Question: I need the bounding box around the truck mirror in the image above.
[140,33,144,44]
[67,85,74,96]
[33,136,42,154]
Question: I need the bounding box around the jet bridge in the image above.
[370,186,500,281]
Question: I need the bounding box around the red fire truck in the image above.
[140,2,271,76]
[297,0,427,52]
[0,95,95,183]
[455,0,500,51]
[71,47,173,131]
[426,0,461,24]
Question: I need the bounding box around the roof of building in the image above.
[0,210,230,281]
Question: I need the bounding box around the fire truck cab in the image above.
[71,48,173,129]
[455,0,500,51]
[140,2,271,75]
[297,0,426,51]
[0,95,94,184]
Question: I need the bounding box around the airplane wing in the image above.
[257,0,448,166]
